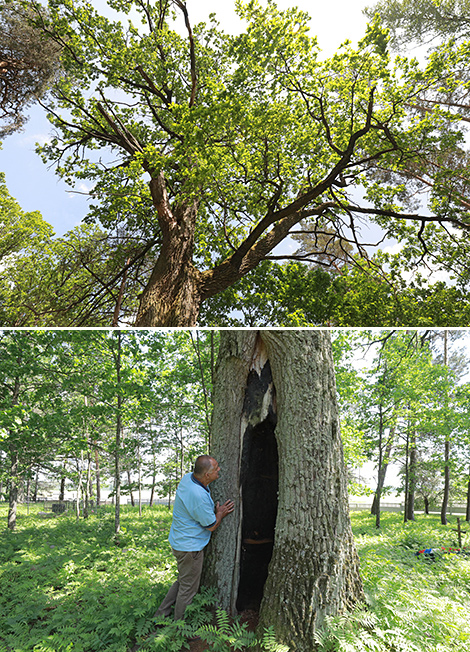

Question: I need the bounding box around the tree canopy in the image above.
[364,0,470,48]
[5,0,465,326]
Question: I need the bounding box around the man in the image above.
[155,455,234,621]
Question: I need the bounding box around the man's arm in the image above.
[206,499,235,532]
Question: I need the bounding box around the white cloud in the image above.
[76,182,93,194]
[18,133,52,148]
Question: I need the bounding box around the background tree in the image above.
[203,330,364,652]
[364,0,470,48]
[0,0,61,137]
[0,330,70,529]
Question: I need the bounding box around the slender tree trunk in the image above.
[203,330,364,652]
[115,424,122,533]
[34,467,40,501]
[26,473,31,502]
[76,454,83,520]
[127,470,135,507]
[178,425,184,479]
[84,451,92,518]
[114,334,123,536]
[59,460,66,502]
[8,447,19,531]
[403,421,410,524]
[407,429,417,522]
[424,496,430,515]
[466,465,470,523]
[149,451,156,507]
[7,376,21,530]
[371,436,394,516]
[138,446,142,517]
[374,405,384,529]
[94,444,101,507]
[83,399,92,519]
[441,331,450,526]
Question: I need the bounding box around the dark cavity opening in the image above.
[236,362,279,613]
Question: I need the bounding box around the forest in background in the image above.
[1,328,469,532]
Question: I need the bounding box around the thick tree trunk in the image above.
[203,330,364,652]
[135,256,202,326]
[134,178,202,326]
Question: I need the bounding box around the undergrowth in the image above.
[0,504,468,652]
[315,511,470,652]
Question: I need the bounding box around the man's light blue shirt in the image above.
[168,473,216,551]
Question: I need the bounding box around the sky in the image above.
[0,0,371,237]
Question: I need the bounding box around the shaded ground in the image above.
[132,610,260,652]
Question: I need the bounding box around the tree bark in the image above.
[127,470,135,507]
[466,465,470,523]
[441,330,450,526]
[371,434,394,518]
[8,447,19,531]
[424,496,430,515]
[7,378,21,531]
[114,332,123,536]
[406,429,417,522]
[94,444,101,507]
[134,176,202,326]
[203,330,364,651]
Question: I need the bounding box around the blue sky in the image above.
[0,0,370,237]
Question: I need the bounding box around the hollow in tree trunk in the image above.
[202,330,364,652]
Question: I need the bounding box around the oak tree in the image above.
[203,329,364,651]
[21,0,470,326]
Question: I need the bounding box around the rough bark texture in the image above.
[203,330,364,652]
[134,176,202,326]
[134,256,202,326]
[202,331,259,611]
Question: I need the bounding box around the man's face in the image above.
[206,459,220,484]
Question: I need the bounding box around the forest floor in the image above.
[0,503,469,652]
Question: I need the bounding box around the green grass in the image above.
[316,511,470,652]
[0,504,469,652]
[0,503,175,652]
